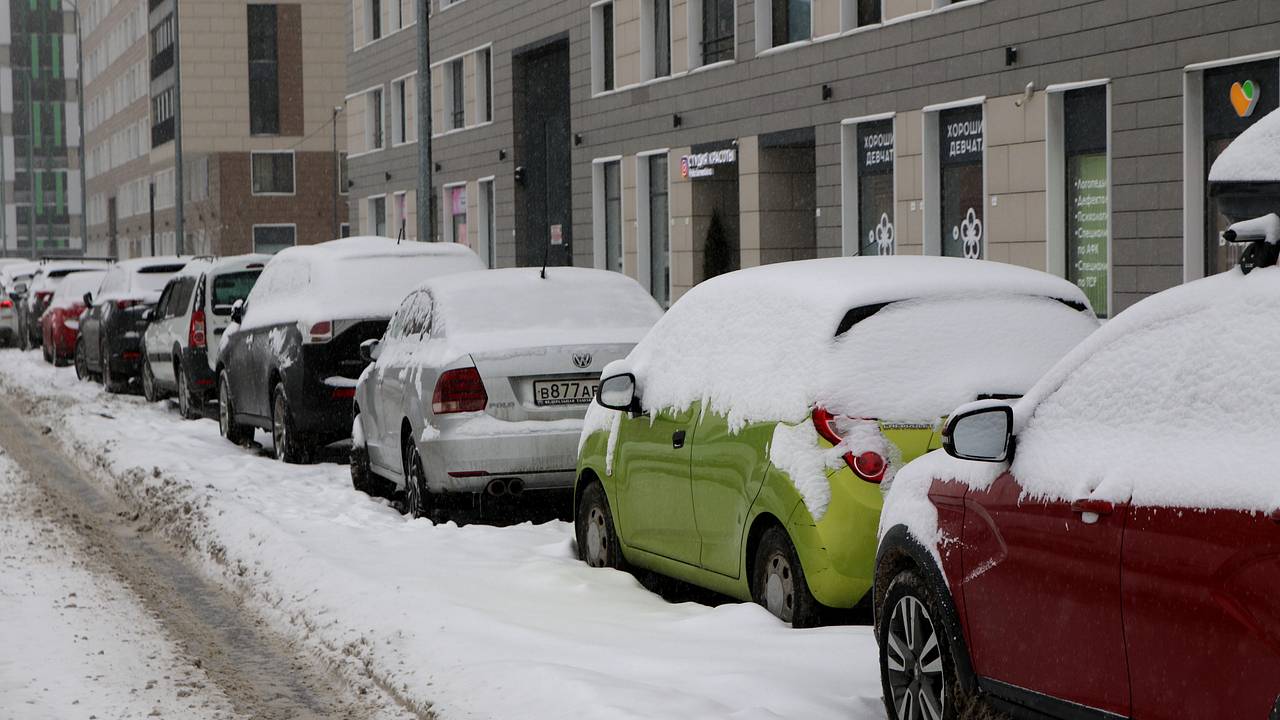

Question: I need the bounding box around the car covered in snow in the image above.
[76,257,190,392]
[39,269,106,366]
[0,260,38,347]
[20,259,110,351]
[352,267,663,520]
[217,237,485,463]
[576,256,1100,627]
[142,254,270,419]
[873,222,1280,720]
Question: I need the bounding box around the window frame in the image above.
[249,150,296,196]
[475,47,493,125]
[635,149,671,305]
[921,97,987,258]
[591,156,625,273]
[442,181,469,246]
[591,1,617,95]
[690,0,736,69]
[477,176,497,268]
[247,3,280,136]
[251,223,298,254]
[366,86,385,151]
[367,194,388,236]
[840,112,897,257]
[446,59,465,131]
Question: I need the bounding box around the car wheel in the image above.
[218,371,252,445]
[879,568,972,720]
[74,339,90,381]
[751,525,824,628]
[271,382,310,464]
[42,341,52,364]
[142,359,160,403]
[350,415,377,495]
[177,364,200,420]
[576,482,626,570]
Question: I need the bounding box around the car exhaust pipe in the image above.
[485,479,508,497]
[506,478,525,497]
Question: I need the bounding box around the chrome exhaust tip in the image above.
[485,479,508,497]
[506,478,525,497]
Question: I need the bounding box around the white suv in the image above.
[142,255,270,418]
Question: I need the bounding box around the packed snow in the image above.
[884,265,1280,554]
[0,349,888,720]
[1208,107,1280,182]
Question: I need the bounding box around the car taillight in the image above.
[116,299,139,310]
[189,308,206,349]
[331,387,356,399]
[36,291,53,302]
[0,299,11,309]
[307,320,333,344]
[812,407,887,484]
[432,367,488,414]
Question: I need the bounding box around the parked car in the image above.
[40,269,106,366]
[352,267,663,519]
[142,254,270,418]
[20,260,109,350]
[873,218,1280,720]
[76,256,189,391]
[217,237,485,463]
[0,261,39,347]
[576,256,1101,627]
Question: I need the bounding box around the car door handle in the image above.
[672,430,686,449]
[1071,499,1115,516]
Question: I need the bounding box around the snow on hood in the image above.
[884,265,1280,554]
[618,256,1095,432]
[1209,107,1280,183]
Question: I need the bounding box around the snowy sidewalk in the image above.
[0,349,886,720]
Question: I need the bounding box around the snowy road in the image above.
[0,349,887,720]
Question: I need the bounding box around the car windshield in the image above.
[212,271,262,309]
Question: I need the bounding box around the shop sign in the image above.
[857,123,894,174]
[681,141,737,179]
[941,106,984,165]
[1068,154,1109,317]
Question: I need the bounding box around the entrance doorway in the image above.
[758,128,816,264]
[513,38,572,268]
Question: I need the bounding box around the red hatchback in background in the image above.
[40,270,105,366]
[874,225,1280,720]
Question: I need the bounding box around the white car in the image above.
[0,261,39,347]
[352,267,664,520]
[142,255,271,418]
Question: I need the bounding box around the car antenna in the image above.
[540,234,550,279]
[397,219,406,245]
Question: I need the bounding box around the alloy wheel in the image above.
[142,361,157,402]
[219,378,232,437]
[75,341,88,381]
[584,506,612,567]
[272,391,289,461]
[885,595,946,720]
[178,368,193,418]
[405,447,427,518]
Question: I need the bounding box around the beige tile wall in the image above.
[884,0,931,21]
[894,110,924,255]
[738,135,761,268]
[984,92,1046,270]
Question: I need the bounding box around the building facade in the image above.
[82,0,349,259]
[348,0,1280,315]
[1,0,83,257]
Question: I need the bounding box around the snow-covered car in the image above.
[39,269,106,366]
[352,267,663,519]
[577,256,1101,627]
[873,220,1280,720]
[0,261,38,347]
[142,255,270,419]
[217,237,485,463]
[20,260,110,350]
[76,257,190,392]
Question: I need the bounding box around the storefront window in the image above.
[1203,59,1279,276]
[1064,86,1109,318]
[604,161,623,272]
[450,185,468,247]
[648,155,670,305]
[939,105,984,259]
[857,119,894,256]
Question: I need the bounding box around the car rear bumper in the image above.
[180,346,217,394]
[420,419,584,493]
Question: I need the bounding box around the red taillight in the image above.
[812,407,887,484]
[189,308,207,349]
[36,291,53,302]
[116,299,139,310]
[0,299,11,309]
[432,367,488,414]
[308,320,333,344]
[331,387,356,399]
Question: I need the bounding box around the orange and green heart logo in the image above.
[1230,80,1260,118]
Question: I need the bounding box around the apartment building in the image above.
[1,0,83,257]
[348,0,1280,315]
[83,0,349,259]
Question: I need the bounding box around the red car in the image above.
[40,270,105,366]
[874,239,1280,720]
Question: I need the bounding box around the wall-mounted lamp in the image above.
[514,166,526,185]
[498,149,507,161]
[821,84,833,101]
[673,113,683,128]
[1005,46,1018,66]
[574,133,584,146]
[384,171,392,182]
[434,162,442,172]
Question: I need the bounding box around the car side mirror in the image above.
[230,299,245,324]
[360,338,381,363]
[141,308,154,322]
[943,402,1015,463]
[597,373,639,413]
[82,292,93,307]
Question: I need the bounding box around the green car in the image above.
[573,257,1100,626]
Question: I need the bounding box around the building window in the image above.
[247,5,280,136]
[369,195,387,236]
[366,88,384,150]
[340,223,351,238]
[645,0,670,79]
[647,154,670,304]
[1061,86,1110,318]
[391,78,410,144]
[592,2,615,93]
[842,118,895,256]
[938,105,984,259]
[446,184,468,246]
[699,0,734,66]
[594,160,624,273]
[476,48,493,124]
[367,0,382,42]
[251,152,295,195]
[253,225,296,254]
[446,60,464,130]
[151,87,175,146]
[771,0,811,47]
[339,152,349,194]
[392,191,409,238]
[479,178,496,268]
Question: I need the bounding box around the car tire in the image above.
[751,525,824,628]
[74,339,90,381]
[271,382,310,464]
[142,358,161,403]
[218,370,252,445]
[576,482,627,570]
[401,437,437,521]
[879,567,979,720]
[42,341,52,364]
[177,363,200,420]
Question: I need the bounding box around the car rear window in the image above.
[134,264,188,293]
[212,271,262,310]
[437,275,662,336]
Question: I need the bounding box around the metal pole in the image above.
[149,182,156,256]
[416,0,432,242]
[332,105,341,239]
[172,0,185,255]
[25,75,36,260]
[69,0,87,254]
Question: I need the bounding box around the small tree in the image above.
[702,209,734,280]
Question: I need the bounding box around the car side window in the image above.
[386,293,416,341]
[156,283,175,318]
[174,278,196,316]
[405,292,432,338]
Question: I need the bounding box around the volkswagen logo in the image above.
[572,352,593,369]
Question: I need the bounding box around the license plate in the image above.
[533,379,600,406]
